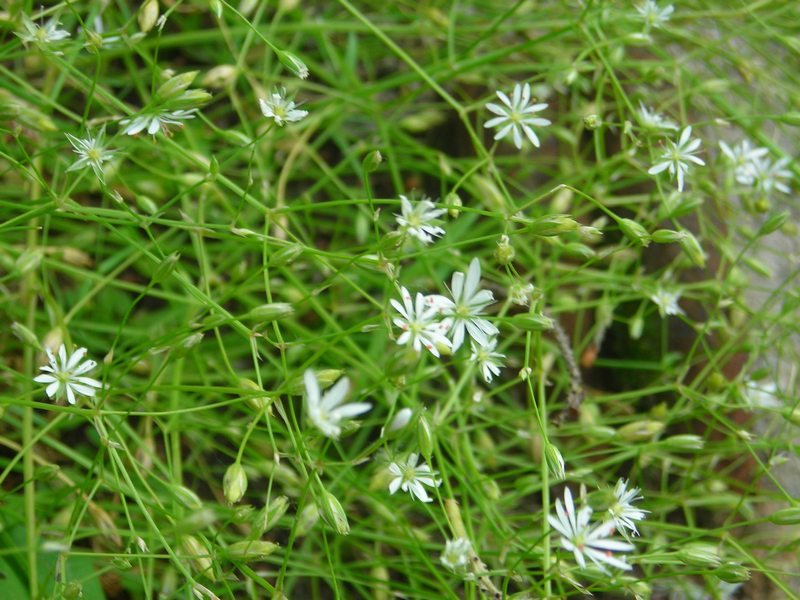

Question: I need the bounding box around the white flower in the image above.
[16,16,71,45]
[391,287,452,357]
[428,258,498,351]
[608,479,649,537]
[395,195,446,245]
[743,378,782,409]
[548,487,635,573]
[750,156,792,196]
[258,88,308,126]
[636,1,674,29]
[120,109,197,136]
[34,344,102,405]
[469,338,505,383]
[65,129,116,183]
[649,288,684,317]
[648,126,705,192]
[485,82,551,149]
[388,453,441,502]
[303,370,371,439]
[440,538,472,571]
[637,102,678,131]
[388,407,413,432]
[719,140,769,186]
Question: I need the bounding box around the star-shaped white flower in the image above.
[65,128,116,183]
[719,140,769,186]
[394,195,446,245]
[391,287,452,357]
[303,369,371,439]
[428,258,498,352]
[648,126,705,191]
[469,338,505,383]
[16,16,71,45]
[637,102,678,131]
[485,82,551,149]
[608,478,649,537]
[636,1,674,29]
[388,453,441,502]
[548,487,635,572]
[648,287,684,318]
[750,156,792,196]
[440,538,472,572]
[258,88,308,126]
[34,344,102,405]
[120,109,198,136]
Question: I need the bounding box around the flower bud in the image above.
[661,434,704,452]
[759,211,789,236]
[520,214,580,237]
[446,192,462,218]
[156,71,199,101]
[545,443,566,481]
[202,65,238,89]
[11,322,40,349]
[616,420,664,442]
[62,582,82,600]
[583,114,601,130]
[651,229,686,244]
[240,378,271,412]
[388,408,413,432]
[136,194,159,215]
[226,540,279,561]
[362,150,382,173]
[277,50,309,79]
[677,542,721,568]
[243,303,294,323]
[173,485,203,510]
[714,561,750,583]
[296,503,319,536]
[152,252,180,284]
[223,463,248,504]
[319,490,350,535]
[417,414,434,460]
[494,234,516,265]
[769,506,800,525]
[268,243,303,267]
[619,218,651,247]
[679,230,706,268]
[180,535,215,579]
[507,312,555,331]
[138,0,159,33]
[562,242,595,260]
[254,495,289,535]
[629,312,644,340]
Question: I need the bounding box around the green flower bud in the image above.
[619,218,651,247]
[651,229,686,244]
[277,50,309,79]
[519,214,580,237]
[769,506,800,525]
[507,312,555,331]
[583,114,601,130]
[226,540,279,561]
[494,234,515,265]
[562,242,595,260]
[661,434,704,452]
[254,495,289,536]
[223,463,248,504]
[446,192,462,218]
[180,535,215,579]
[62,582,83,600]
[545,443,566,481]
[11,322,40,349]
[677,542,721,568]
[156,71,199,101]
[296,503,319,537]
[209,0,223,18]
[173,485,203,510]
[679,231,706,268]
[202,65,238,89]
[136,194,159,215]
[417,414,434,460]
[714,561,751,583]
[152,252,180,284]
[242,303,294,323]
[319,490,350,535]
[629,312,644,340]
[138,0,159,33]
[616,420,664,442]
[759,211,789,236]
[240,378,271,412]
[268,243,303,267]
[362,150,382,173]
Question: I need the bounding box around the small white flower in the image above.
[719,140,769,187]
[16,16,71,45]
[637,102,678,131]
[608,479,649,537]
[391,287,452,357]
[65,128,116,183]
[120,109,197,136]
[469,338,505,383]
[34,344,102,405]
[648,126,705,192]
[303,370,371,439]
[485,82,551,149]
[395,195,446,245]
[258,88,308,126]
[388,453,441,502]
[649,287,684,318]
[743,378,782,409]
[440,538,472,571]
[428,258,498,351]
[636,1,674,29]
[388,407,413,432]
[750,156,792,196]
[548,487,635,573]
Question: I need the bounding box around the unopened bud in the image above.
[508,312,555,331]
[417,414,434,460]
[243,302,294,323]
[679,230,706,268]
[268,244,303,267]
[651,229,686,244]
[152,252,180,284]
[759,211,789,236]
[562,242,595,260]
[319,490,350,535]
[254,495,289,536]
[619,218,651,247]
[223,463,248,504]
[240,378,271,412]
[520,214,580,237]
[616,420,664,442]
[362,150,382,173]
[715,562,750,583]
[138,0,159,33]
[226,540,278,561]
[173,485,203,510]
[180,535,215,579]
[277,50,309,79]
[677,542,720,568]
[769,506,800,525]
[583,114,601,130]
[62,582,83,600]
[545,443,566,481]
[661,434,704,452]
[296,503,319,536]
[494,234,515,265]
[446,192,462,218]
[202,65,238,89]
[629,312,644,340]
[11,322,40,349]
[136,194,159,215]
[156,71,199,101]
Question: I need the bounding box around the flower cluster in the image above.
[719,140,792,198]
[390,258,504,382]
[548,481,646,573]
